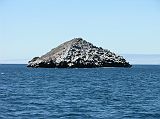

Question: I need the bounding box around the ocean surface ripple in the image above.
[0,65,160,119]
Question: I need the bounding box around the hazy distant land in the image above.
[123,54,160,65]
[0,54,160,65]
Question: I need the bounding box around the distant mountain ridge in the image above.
[27,38,131,68]
[123,54,160,65]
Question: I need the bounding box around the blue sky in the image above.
[0,0,160,64]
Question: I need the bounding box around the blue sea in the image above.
[0,65,160,119]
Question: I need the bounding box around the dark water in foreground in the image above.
[0,65,160,119]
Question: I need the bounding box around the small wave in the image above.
[1,73,5,75]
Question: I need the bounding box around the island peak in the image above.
[27,38,132,68]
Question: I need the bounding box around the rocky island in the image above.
[27,38,132,68]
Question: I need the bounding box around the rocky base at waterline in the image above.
[27,38,132,68]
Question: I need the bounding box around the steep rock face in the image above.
[27,38,132,68]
